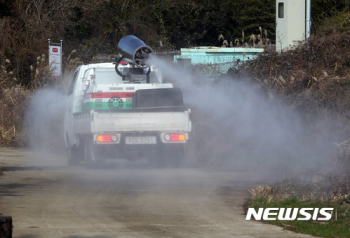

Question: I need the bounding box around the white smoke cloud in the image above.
[150,56,334,179]
[24,88,67,155]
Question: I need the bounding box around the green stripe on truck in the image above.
[82,101,133,110]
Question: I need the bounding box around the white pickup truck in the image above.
[64,62,191,168]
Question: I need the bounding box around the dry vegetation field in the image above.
[231,20,350,237]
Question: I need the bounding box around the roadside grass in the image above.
[247,196,350,238]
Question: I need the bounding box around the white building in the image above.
[276,0,306,51]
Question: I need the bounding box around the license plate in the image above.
[125,136,157,144]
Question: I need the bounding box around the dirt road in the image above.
[0,148,314,238]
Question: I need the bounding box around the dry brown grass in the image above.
[0,47,87,146]
[249,185,279,200]
[0,54,68,147]
[250,176,350,203]
[230,27,350,91]
[226,28,350,202]
[219,27,269,47]
[0,86,31,146]
[28,56,58,89]
[227,27,350,143]
[248,138,350,202]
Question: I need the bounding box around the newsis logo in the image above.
[246,208,334,221]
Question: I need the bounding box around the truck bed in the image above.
[72,108,191,134]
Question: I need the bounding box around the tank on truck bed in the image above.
[64,35,191,168]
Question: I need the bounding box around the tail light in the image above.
[164,134,186,142]
[97,135,118,142]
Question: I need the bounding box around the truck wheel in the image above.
[84,137,101,169]
[66,136,81,166]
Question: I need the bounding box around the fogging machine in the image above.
[115,35,154,83]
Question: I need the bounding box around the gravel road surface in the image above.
[0,148,315,238]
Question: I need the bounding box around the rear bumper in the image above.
[93,132,189,144]
[92,141,185,160]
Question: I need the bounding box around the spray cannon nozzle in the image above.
[117,35,154,67]
[135,48,152,65]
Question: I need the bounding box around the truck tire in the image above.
[84,137,102,169]
[66,136,81,166]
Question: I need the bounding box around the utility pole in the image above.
[306,0,311,40]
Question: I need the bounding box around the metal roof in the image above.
[180,47,264,53]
